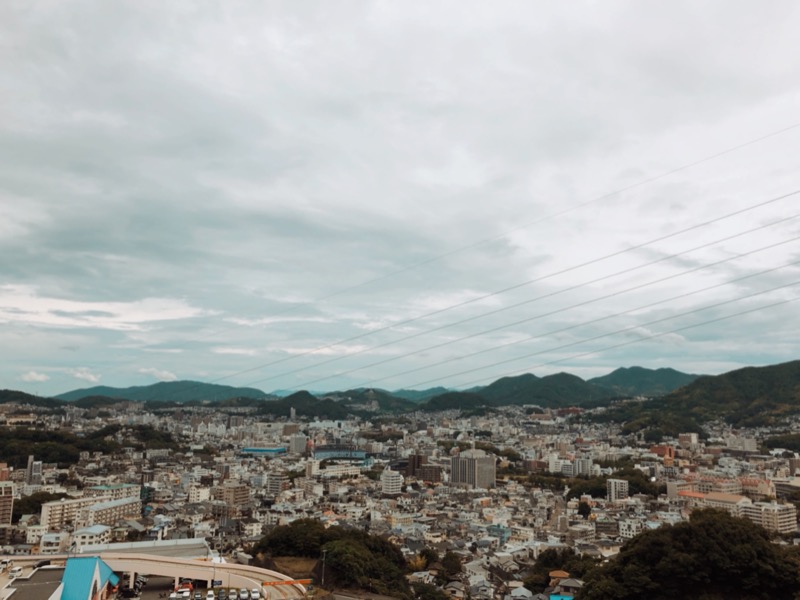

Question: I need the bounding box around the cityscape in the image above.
[3,361,800,599]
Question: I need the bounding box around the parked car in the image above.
[9,566,23,578]
[206,591,216,600]
[239,589,249,600]
[250,589,261,599]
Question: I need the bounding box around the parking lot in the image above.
[132,577,262,600]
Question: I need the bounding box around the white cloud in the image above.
[20,370,50,382]
[138,367,178,382]
[70,368,100,383]
[212,347,257,356]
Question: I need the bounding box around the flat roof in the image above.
[80,538,213,559]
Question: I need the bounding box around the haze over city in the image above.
[2,1,800,397]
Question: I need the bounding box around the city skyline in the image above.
[2,1,800,396]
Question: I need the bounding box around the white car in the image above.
[250,589,261,599]
[239,590,249,600]
[207,592,216,600]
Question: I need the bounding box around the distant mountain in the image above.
[422,391,488,412]
[588,366,700,397]
[480,372,615,407]
[592,359,800,434]
[331,388,417,413]
[72,395,133,409]
[392,387,451,403]
[0,389,63,408]
[660,360,800,427]
[56,380,270,403]
[257,391,350,420]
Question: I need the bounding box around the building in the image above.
[0,482,13,525]
[265,473,289,496]
[57,556,120,600]
[73,525,112,549]
[451,449,496,489]
[741,501,797,534]
[606,479,629,502]
[42,496,111,531]
[85,484,141,501]
[26,454,43,486]
[77,496,142,528]
[212,482,251,506]
[381,468,404,496]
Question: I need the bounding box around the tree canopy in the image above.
[577,509,800,600]
[252,519,411,598]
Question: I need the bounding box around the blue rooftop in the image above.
[62,557,119,600]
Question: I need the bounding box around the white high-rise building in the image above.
[381,468,403,496]
[607,478,629,502]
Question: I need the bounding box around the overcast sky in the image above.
[2,1,800,397]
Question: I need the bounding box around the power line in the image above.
[351,256,800,389]
[162,122,800,348]
[404,279,800,390]
[298,245,800,389]
[246,214,800,389]
[451,294,800,392]
[214,189,800,389]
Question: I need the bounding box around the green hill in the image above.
[392,387,450,402]
[480,372,615,407]
[591,359,800,433]
[422,391,489,411]
[0,389,63,408]
[588,366,699,397]
[256,391,351,420]
[659,359,800,427]
[56,380,269,403]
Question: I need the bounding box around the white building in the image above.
[381,468,404,496]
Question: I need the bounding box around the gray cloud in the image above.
[2,1,800,395]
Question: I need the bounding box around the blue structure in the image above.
[61,556,119,600]
[241,447,287,455]
[313,444,366,460]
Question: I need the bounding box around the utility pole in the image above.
[321,548,327,589]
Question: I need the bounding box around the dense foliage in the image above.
[257,392,351,420]
[0,427,119,467]
[480,373,615,408]
[587,366,698,397]
[592,360,800,431]
[0,424,180,467]
[577,510,800,600]
[524,548,599,593]
[253,519,412,598]
[764,433,800,452]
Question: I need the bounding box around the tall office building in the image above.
[451,449,496,489]
[26,455,43,486]
[0,482,14,525]
[607,478,629,502]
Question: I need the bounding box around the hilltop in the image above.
[591,359,800,434]
[55,381,272,403]
[587,366,699,397]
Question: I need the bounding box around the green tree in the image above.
[577,501,592,520]
[578,509,800,600]
[420,547,439,569]
[412,582,449,600]
[441,551,462,579]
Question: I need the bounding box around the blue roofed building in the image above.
[55,556,120,600]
